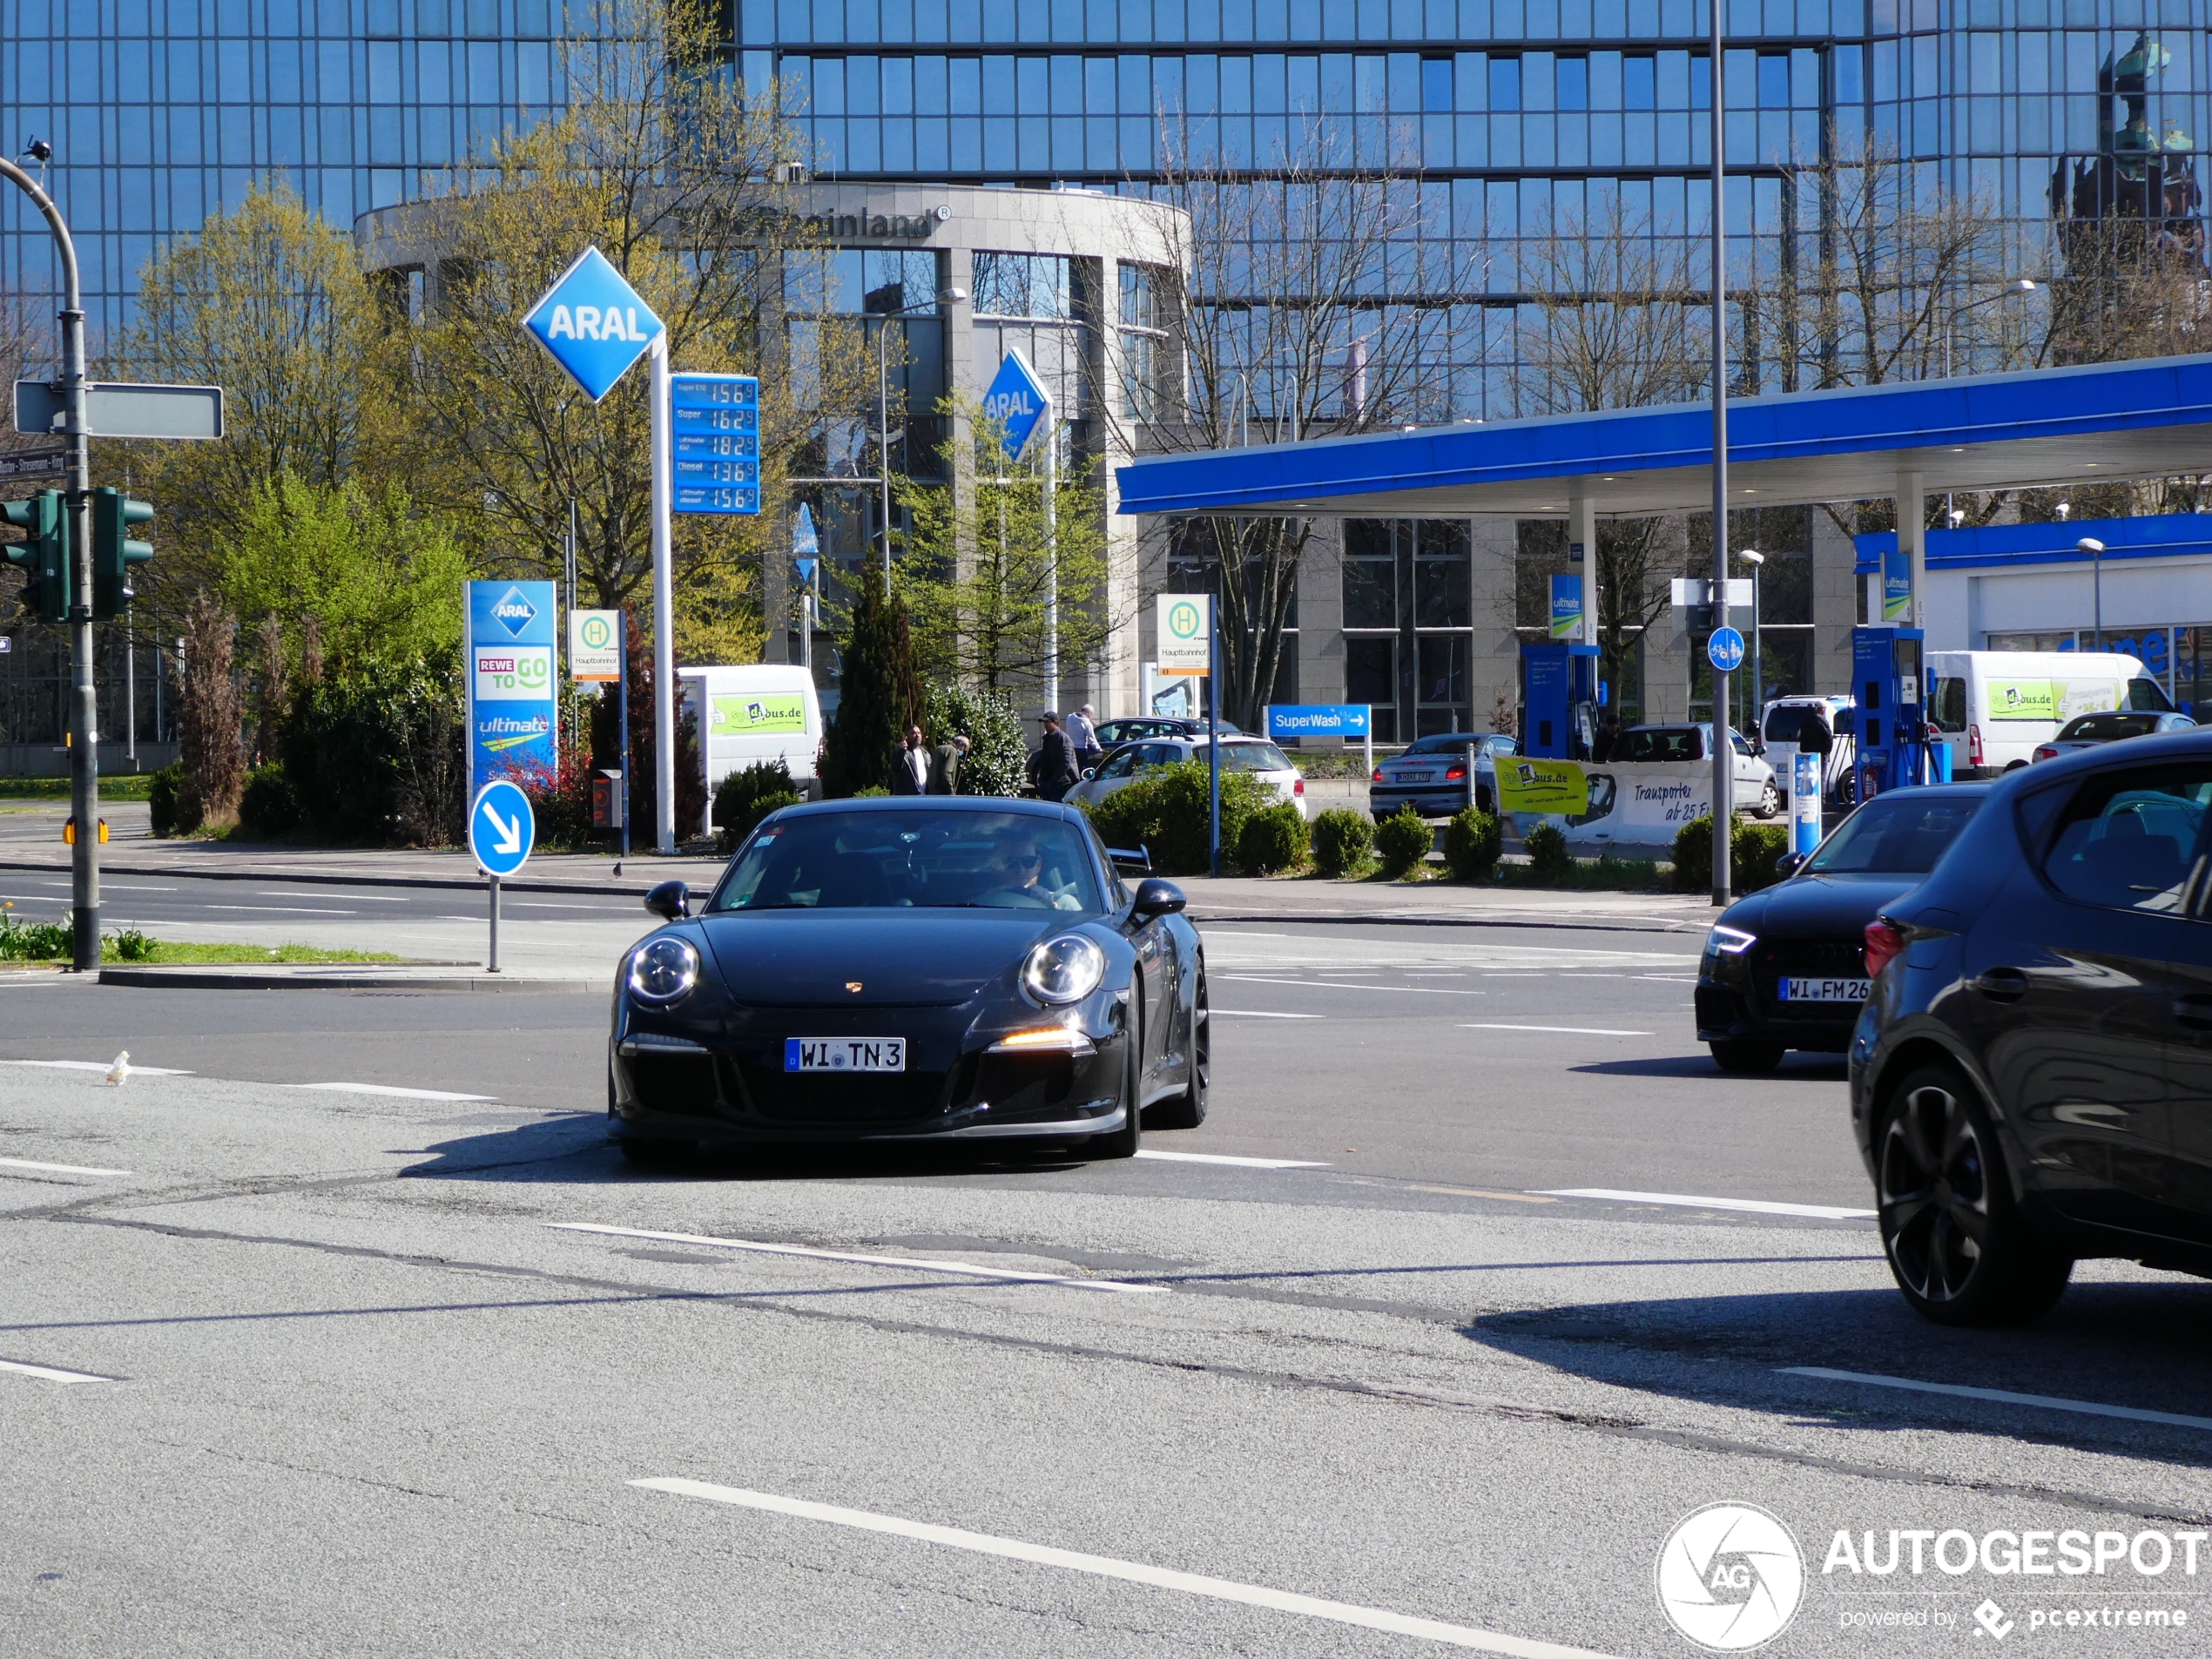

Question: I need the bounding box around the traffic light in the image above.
[1,489,68,624]
[91,487,153,621]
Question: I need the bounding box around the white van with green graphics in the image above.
[1927,651,2174,777]
[678,665,824,829]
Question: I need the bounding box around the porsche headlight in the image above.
[627,936,701,1004]
[1022,934,1106,1005]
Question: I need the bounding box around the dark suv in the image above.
[1851,729,2212,1325]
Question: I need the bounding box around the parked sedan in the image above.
[1696,785,1989,1072]
[1065,736,1308,818]
[2030,708,2196,762]
[1851,729,2212,1324]
[1369,732,1519,817]
[1091,717,1242,753]
[608,799,1208,1163]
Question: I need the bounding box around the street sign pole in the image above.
[619,614,631,861]
[649,334,676,854]
[1709,0,1732,909]
[489,874,502,974]
[1042,395,1058,717]
[469,779,536,972]
[1208,583,1222,879]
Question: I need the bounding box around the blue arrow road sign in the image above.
[522,246,664,403]
[982,350,1050,462]
[470,779,536,878]
[1707,626,1747,674]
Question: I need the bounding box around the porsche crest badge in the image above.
[846,981,863,993]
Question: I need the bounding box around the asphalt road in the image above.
[3,914,2210,1657]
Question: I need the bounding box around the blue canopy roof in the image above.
[1116,354,2212,520]
[1854,511,2212,575]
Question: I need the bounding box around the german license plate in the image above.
[785,1037,907,1072]
[1778,977,1870,1002]
[1398,770,1433,783]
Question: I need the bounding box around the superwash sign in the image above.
[466,581,558,792]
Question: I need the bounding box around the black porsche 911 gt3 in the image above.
[607,797,1208,1163]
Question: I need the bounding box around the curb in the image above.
[0,854,714,898]
[98,966,610,992]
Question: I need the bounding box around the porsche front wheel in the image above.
[1085,1003,1144,1160]
[1146,961,1209,1130]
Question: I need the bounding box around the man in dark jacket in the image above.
[890,725,930,795]
[927,733,969,795]
[1027,712,1081,802]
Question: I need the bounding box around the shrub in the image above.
[0,911,71,960]
[1673,814,1792,894]
[1373,805,1434,879]
[148,762,190,838]
[283,656,467,845]
[1524,821,1572,880]
[1238,802,1310,874]
[853,785,892,799]
[108,927,156,962]
[1310,808,1374,877]
[239,762,301,838]
[1443,806,1502,881]
[501,751,598,848]
[1080,760,1272,875]
[923,684,1027,798]
[713,759,804,853]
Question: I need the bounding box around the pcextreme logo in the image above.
[1657,1502,1806,1651]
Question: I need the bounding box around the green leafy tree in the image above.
[922,683,1028,797]
[820,581,923,797]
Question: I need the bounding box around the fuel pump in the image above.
[1851,626,1931,798]
[1520,641,1602,759]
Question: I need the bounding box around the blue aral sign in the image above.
[469,779,536,877]
[671,373,761,515]
[466,580,558,794]
[522,246,664,403]
[982,349,1050,462]
[1707,626,1747,673]
[1266,704,1371,742]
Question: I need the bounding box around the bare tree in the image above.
[1113,125,1472,727]
[177,595,242,829]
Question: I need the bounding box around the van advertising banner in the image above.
[465,580,558,794]
[1986,678,2123,722]
[1495,756,1592,816]
[1502,759,1723,847]
[711,692,808,736]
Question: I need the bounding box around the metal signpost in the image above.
[0,158,223,969]
[1708,0,1733,907]
[1707,626,1747,825]
[469,779,536,974]
[464,582,559,796]
[1157,592,1217,873]
[984,350,1056,711]
[520,247,676,851]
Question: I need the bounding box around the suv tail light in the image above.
[1967,724,1984,768]
[1864,919,1906,980]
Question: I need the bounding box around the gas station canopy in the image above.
[1115,353,2212,520]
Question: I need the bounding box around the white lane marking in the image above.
[512,901,632,910]
[1538,1188,1876,1220]
[294,1082,497,1102]
[259,890,409,902]
[549,1223,1167,1295]
[1135,1149,1329,1170]
[204,905,361,915]
[1460,1023,1652,1036]
[100,883,178,892]
[3,1059,193,1076]
[633,1479,1616,1657]
[1222,974,1487,997]
[0,1356,115,1385]
[1212,1009,1324,1020]
[0,1156,131,1177]
[1781,1368,2212,1433]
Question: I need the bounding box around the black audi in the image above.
[1852,731,2212,1325]
[1696,784,1991,1073]
[607,797,1208,1163]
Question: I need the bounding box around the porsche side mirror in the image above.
[1132,878,1185,920]
[644,880,691,921]
[1109,845,1152,874]
[1081,767,1096,780]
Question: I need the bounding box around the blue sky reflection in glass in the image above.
[522,246,665,402]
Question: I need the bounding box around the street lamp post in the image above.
[1708,3,1731,907]
[2080,537,2107,648]
[875,286,967,596]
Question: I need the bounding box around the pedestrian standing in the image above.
[890,724,930,795]
[1065,703,1103,774]
[928,732,969,795]
[1027,711,1081,802]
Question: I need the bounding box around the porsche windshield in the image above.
[709,811,1107,914]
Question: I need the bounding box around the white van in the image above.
[1927,651,2173,777]
[678,665,824,832]
[1759,694,1857,811]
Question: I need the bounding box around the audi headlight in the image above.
[1706,924,1757,956]
[1022,934,1106,1005]
[628,936,701,1003]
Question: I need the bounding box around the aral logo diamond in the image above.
[492,586,538,637]
[522,246,664,403]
